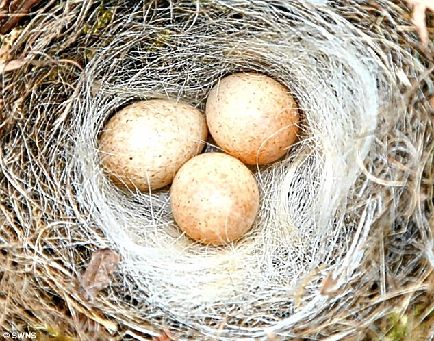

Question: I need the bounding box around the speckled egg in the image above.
[99,99,207,192]
[170,152,259,245]
[206,72,299,165]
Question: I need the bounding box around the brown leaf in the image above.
[320,272,339,296]
[153,330,173,341]
[79,248,120,300]
[0,59,26,73]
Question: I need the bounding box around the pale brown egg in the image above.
[206,72,299,165]
[170,152,259,245]
[99,99,207,192]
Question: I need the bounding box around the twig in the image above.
[0,0,42,34]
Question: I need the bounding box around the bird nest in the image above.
[1,0,434,340]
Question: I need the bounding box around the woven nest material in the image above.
[1,0,434,340]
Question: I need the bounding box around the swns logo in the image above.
[2,331,37,339]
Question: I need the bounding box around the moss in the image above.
[385,312,409,341]
[379,303,434,341]
[82,3,114,36]
[34,325,78,341]
[149,29,173,51]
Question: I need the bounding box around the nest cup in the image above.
[74,0,415,333]
[1,0,434,339]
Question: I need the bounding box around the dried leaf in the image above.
[0,59,26,73]
[153,330,173,341]
[406,0,434,47]
[80,248,120,300]
[320,272,339,296]
[294,266,321,308]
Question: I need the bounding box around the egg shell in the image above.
[170,152,260,245]
[206,72,299,165]
[99,99,207,192]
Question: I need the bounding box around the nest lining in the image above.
[72,0,425,334]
